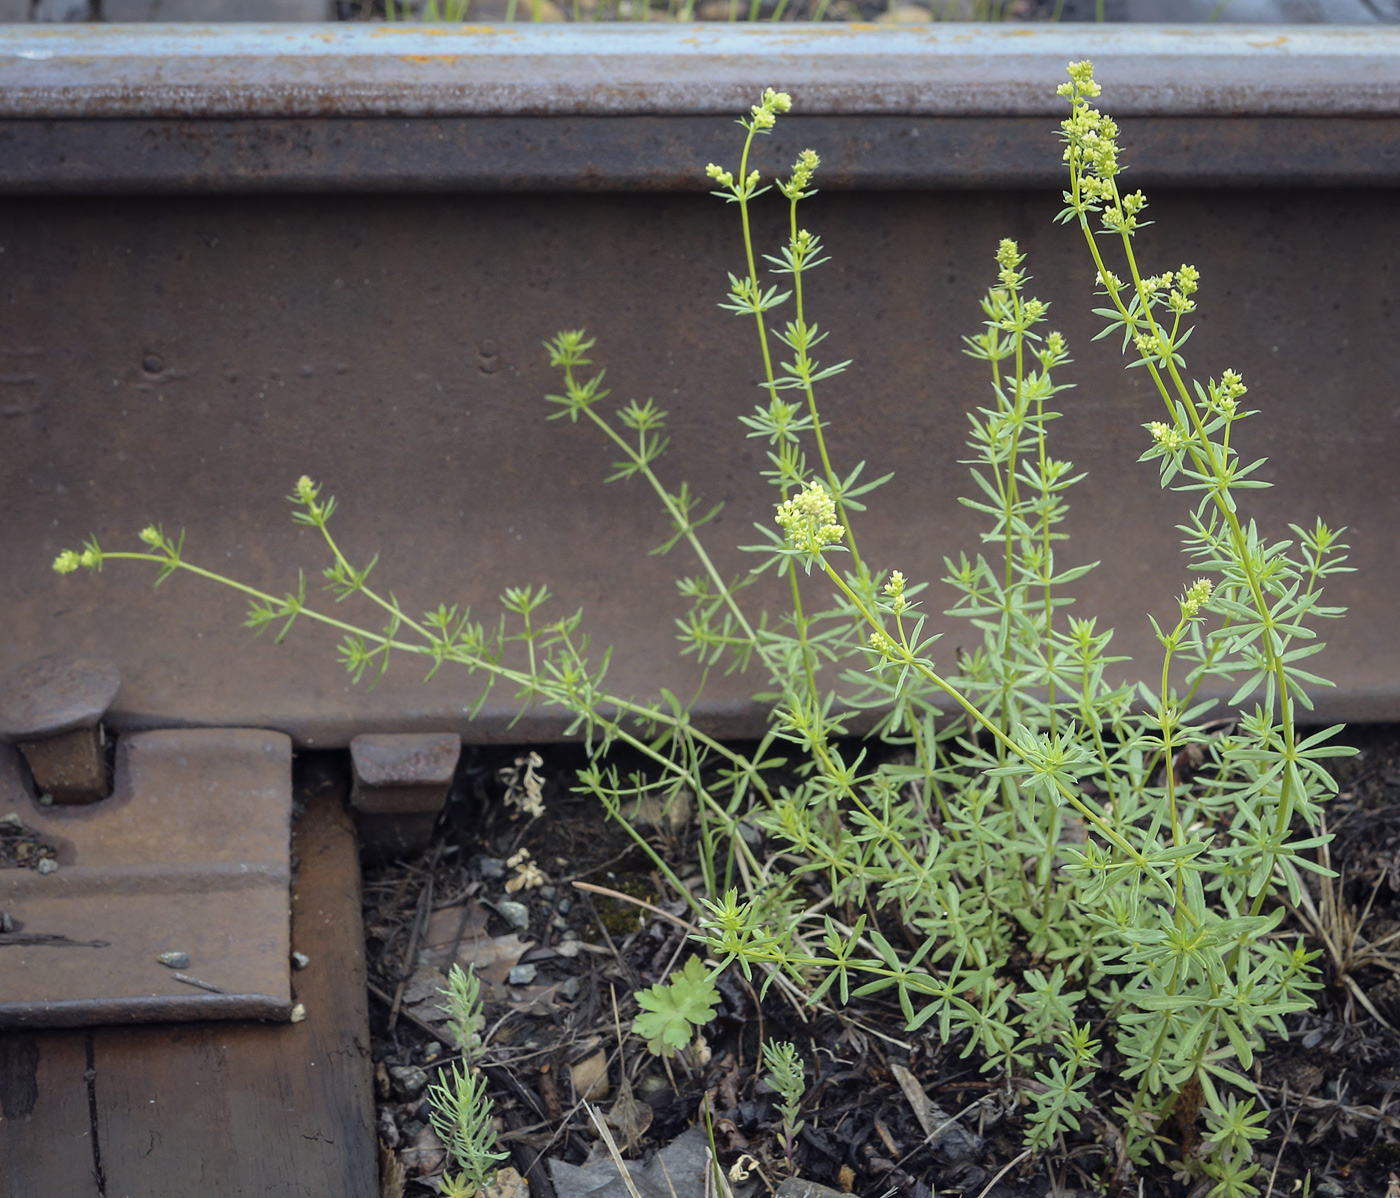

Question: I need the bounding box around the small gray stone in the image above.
[291,951,311,971]
[557,976,580,1001]
[538,885,557,901]
[36,858,57,875]
[507,963,537,986]
[775,1180,847,1198]
[377,1107,401,1150]
[388,1064,430,1101]
[475,855,505,880]
[157,951,191,969]
[556,898,572,915]
[496,899,530,931]
[0,813,21,830]
[400,965,450,1010]
[550,1125,720,1198]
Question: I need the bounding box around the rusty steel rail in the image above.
[0,26,1397,744]
[1,25,1399,118]
[0,26,1396,190]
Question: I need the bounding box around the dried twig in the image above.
[389,856,438,1032]
[172,972,223,994]
[572,880,697,933]
[584,1102,647,1198]
[1263,1100,1301,1198]
[974,1147,1032,1198]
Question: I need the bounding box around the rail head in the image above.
[0,24,1398,119]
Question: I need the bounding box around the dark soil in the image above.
[364,727,1400,1198]
[0,813,58,872]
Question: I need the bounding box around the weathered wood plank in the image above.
[0,1030,102,1197]
[89,778,376,1197]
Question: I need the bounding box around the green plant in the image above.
[760,1040,806,1174]
[430,964,508,1197]
[53,67,1353,1191]
[632,954,722,1057]
[440,963,487,1063]
[385,0,472,19]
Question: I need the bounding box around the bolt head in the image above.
[0,654,120,742]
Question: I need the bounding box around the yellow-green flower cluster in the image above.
[1142,264,1200,315]
[996,238,1025,288]
[1059,61,1125,210]
[1057,59,1102,101]
[883,569,909,615]
[1133,330,1165,360]
[289,474,337,524]
[1172,263,1200,312]
[52,546,98,574]
[868,629,897,658]
[785,148,820,196]
[707,160,759,198]
[775,480,842,550]
[748,87,792,132]
[1180,576,1214,619]
[1097,269,1126,295]
[1148,421,1187,452]
[705,162,735,189]
[1206,368,1247,418]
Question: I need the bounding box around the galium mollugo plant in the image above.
[53,67,1353,1192]
[760,1039,806,1176]
[429,964,508,1198]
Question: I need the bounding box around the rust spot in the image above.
[399,54,464,65]
[369,25,503,37]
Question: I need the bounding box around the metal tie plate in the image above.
[0,729,293,1028]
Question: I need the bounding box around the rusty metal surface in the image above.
[0,653,120,740]
[0,186,1395,742]
[2,114,1399,193]
[0,730,293,1027]
[0,768,377,1198]
[0,27,1395,740]
[1,654,121,803]
[17,728,107,805]
[349,732,459,813]
[0,25,1398,119]
[350,733,461,857]
[1,27,1398,194]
